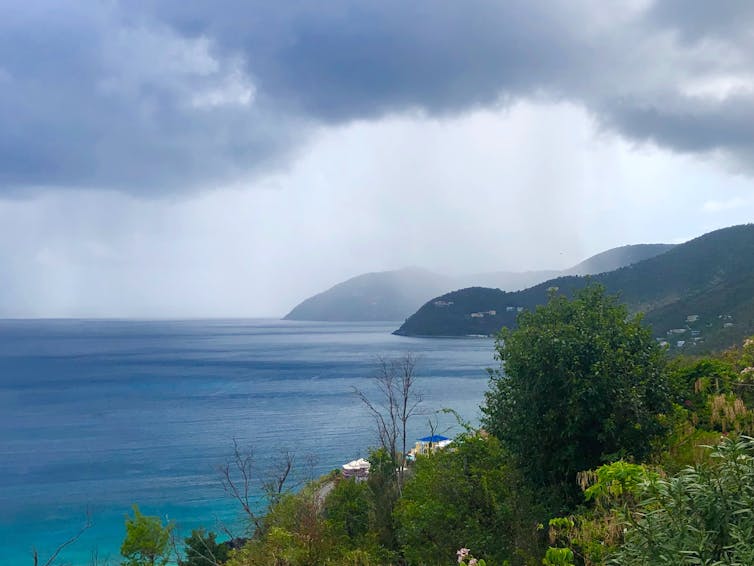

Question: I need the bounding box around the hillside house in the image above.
[342,458,371,481]
[408,435,452,459]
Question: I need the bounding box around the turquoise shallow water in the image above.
[0,319,495,565]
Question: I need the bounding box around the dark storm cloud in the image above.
[599,94,754,155]
[143,0,584,119]
[2,0,754,195]
[0,1,299,194]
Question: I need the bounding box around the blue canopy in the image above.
[418,435,450,443]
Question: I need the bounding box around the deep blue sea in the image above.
[0,319,495,565]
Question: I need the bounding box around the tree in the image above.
[394,433,543,566]
[482,284,671,507]
[223,475,379,566]
[181,529,229,566]
[218,440,295,535]
[120,505,173,566]
[353,354,422,490]
[323,478,373,543]
[365,448,401,553]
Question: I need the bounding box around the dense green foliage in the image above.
[120,505,173,566]
[394,286,513,336]
[323,478,372,542]
[396,224,754,352]
[395,433,542,565]
[613,437,754,565]
[182,529,230,566]
[545,336,754,565]
[482,284,671,506]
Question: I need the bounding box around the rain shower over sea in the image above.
[0,319,494,564]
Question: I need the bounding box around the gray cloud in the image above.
[143,0,587,118]
[0,1,302,194]
[2,0,754,195]
[645,0,754,43]
[597,93,754,157]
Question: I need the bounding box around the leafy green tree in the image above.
[482,284,671,507]
[224,473,380,566]
[182,529,229,566]
[324,478,373,542]
[364,448,400,552]
[394,433,543,566]
[120,505,173,566]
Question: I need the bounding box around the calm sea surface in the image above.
[0,319,495,565]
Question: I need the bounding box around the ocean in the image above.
[0,319,496,565]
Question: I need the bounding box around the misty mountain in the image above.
[562,243,676,276]
[394,224,754,352]
[284,244,674,322]
[471,243,675,290]
[283,267,455,322]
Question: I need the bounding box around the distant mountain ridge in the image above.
[394,224,754,352]
[563,243,676,276]
[284,267,454,322]
[284,244,674,322]
[470,243,675,290]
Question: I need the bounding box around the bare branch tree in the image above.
[397,354,423,484]
[219,440,300,537]
[218,438,264,533]
[262,449,295,505]
[353,353,423,490]
[301,452,319,485]
[33,512,92,566]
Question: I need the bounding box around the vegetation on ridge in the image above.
[395,224,754,354]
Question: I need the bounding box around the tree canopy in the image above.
[120,505,173,566]
[395,433,542,566]
[482,284,671,506]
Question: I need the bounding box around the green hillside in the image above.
[395,224,754,352]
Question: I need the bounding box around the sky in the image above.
[1,0,754,317]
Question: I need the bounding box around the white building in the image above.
[342,458,371,481]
